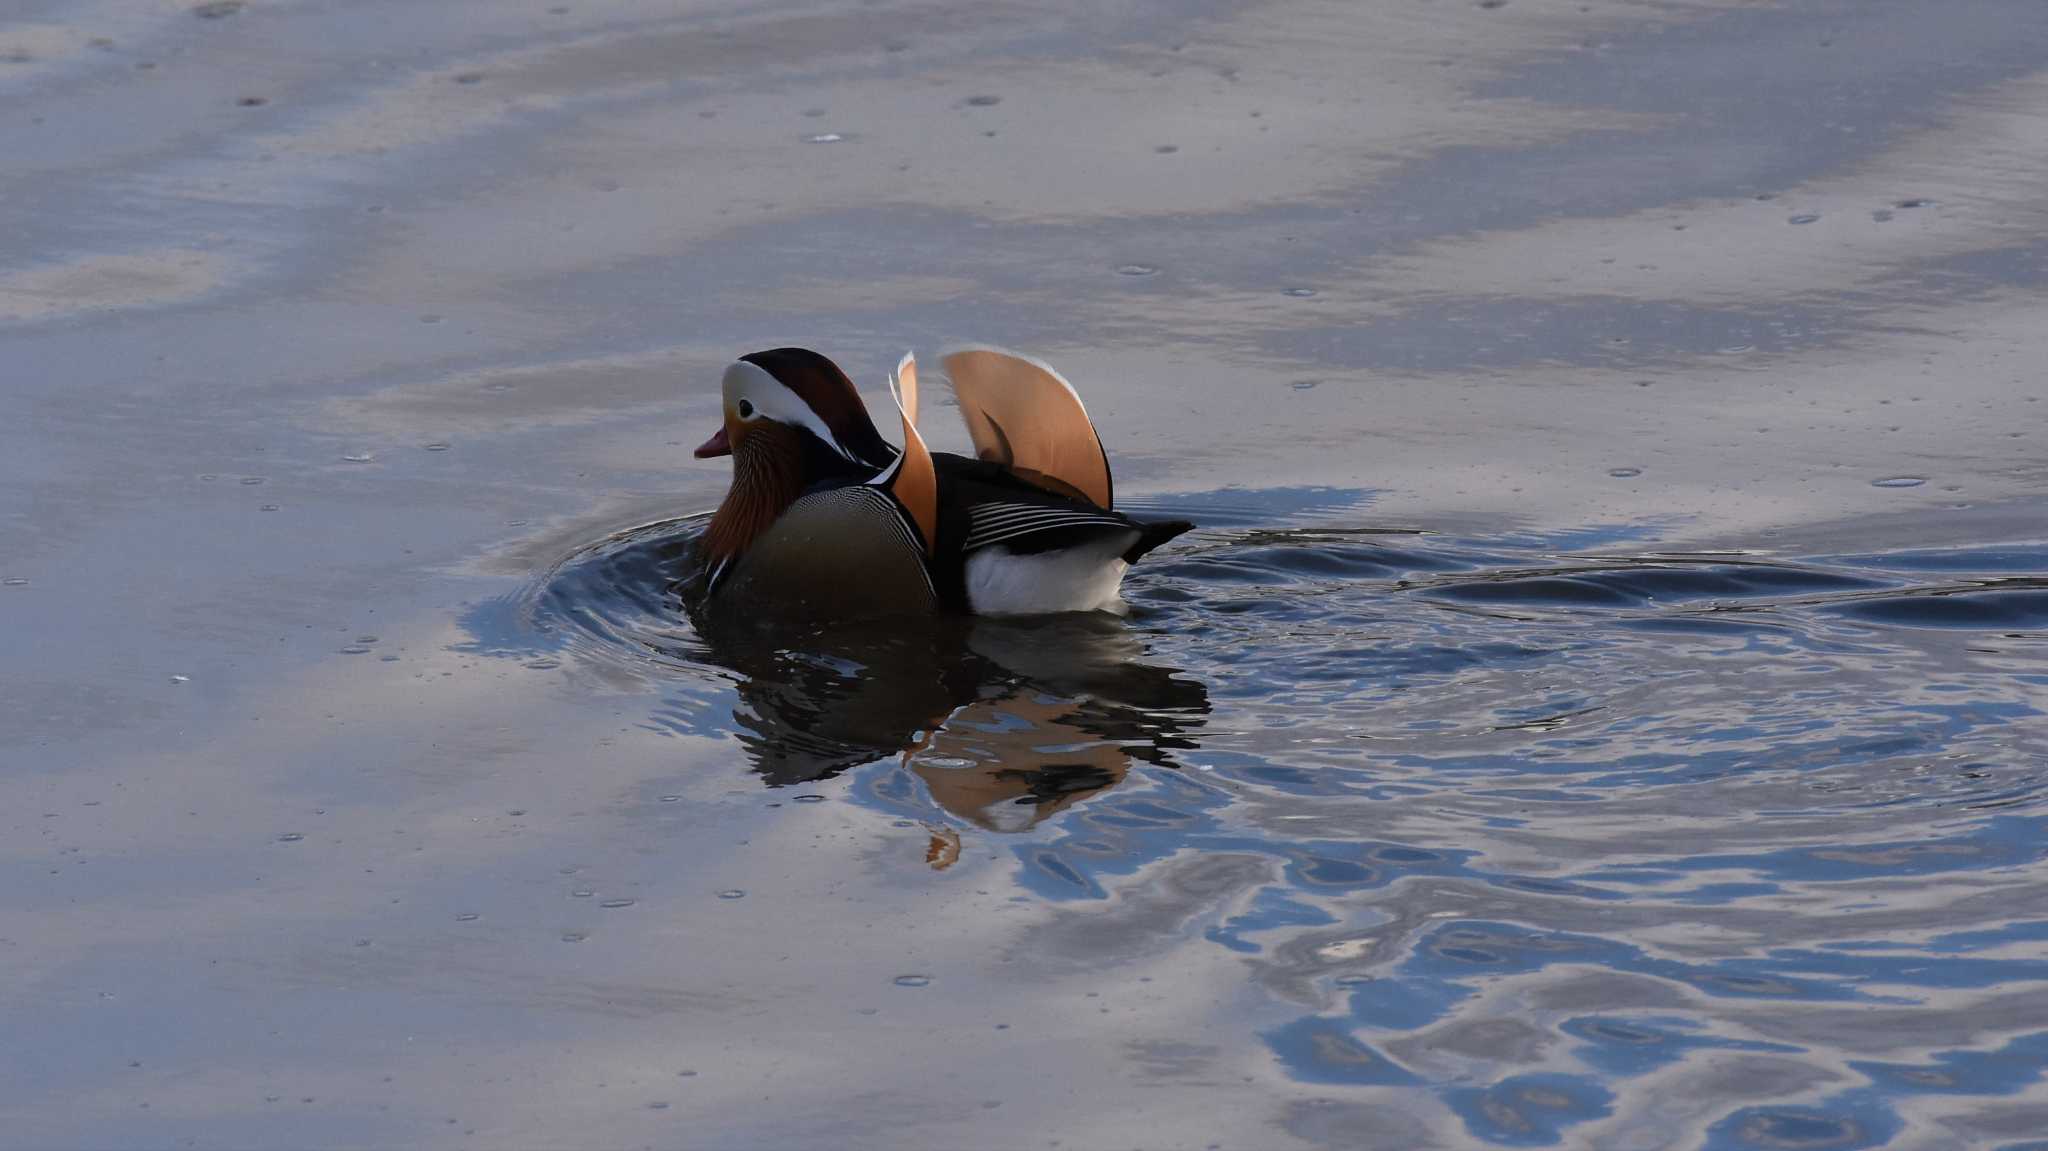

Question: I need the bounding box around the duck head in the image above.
[694,347,900,565]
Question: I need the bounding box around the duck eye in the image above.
[736,399,756,419]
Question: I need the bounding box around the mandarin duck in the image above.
[690,346,1191,617]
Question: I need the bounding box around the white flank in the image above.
[964,538,1133,616]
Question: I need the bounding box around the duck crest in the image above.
[704,420,805,565]
[739,347,895,468]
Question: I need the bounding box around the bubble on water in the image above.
[1154,144,1179,154]
[1895,198,1935,209]
[648,1101,670,1110]
[340,645,372,654]
[3,578,27,587]
[508,809,526,817]
[239,476,264,485]
[341,453,374,463]
[806,132,846,143]
[571,889,594,898]
[1291,379,1319,391]
[1872,476,1927,488]
[423,442,450,452]
[199,474,217,481]
[600,899,635,909]
[1788,213,1821,225]
[793,794,826,803]
[355,635,378,644]
[1607,467,1643,478]
[716,889,746,900]
[169,674,189,683]
[1283,287,1318,298]
[893,974,932,987]
[523,658,561,670]
[659,795,682,803]
[1116,264,1159,277]
[276,833,304,843]
[1718,345,1753,354]
[965,94,1001,107]
[378,654,400,662]
[455,913,479,922]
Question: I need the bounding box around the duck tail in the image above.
[1123,519,1194,564]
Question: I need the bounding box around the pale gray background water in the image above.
[3,2,2046,1148]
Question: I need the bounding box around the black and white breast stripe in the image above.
[881,500,938,597]
[962,501,1132,552]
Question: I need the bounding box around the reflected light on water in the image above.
[461,488,2048,1145]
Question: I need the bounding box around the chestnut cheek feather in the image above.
[704,422,803,562]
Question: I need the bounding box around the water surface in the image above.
[4,0,2047,1147]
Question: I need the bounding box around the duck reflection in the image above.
[686,605,1208,834]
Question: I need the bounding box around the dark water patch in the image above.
[1266,1018,1421,1087]
[1825,580,2048,630]
[1564,1015,1804,1078]
[1850,1031,2048,1097]
[1419,560,1884,610]
[1704,1092,1902,1151]
[1207,888,1337,954]
[1404,921,1865,1003]
[1446,1073,1613,1147]
[1873,237,2048,299]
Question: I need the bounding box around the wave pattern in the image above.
[465,497,2048,1148]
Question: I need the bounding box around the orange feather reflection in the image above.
[688,610,1207,863]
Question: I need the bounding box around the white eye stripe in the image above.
[721,360,860,463]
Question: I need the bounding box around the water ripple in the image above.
[461,490,2048,1146]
